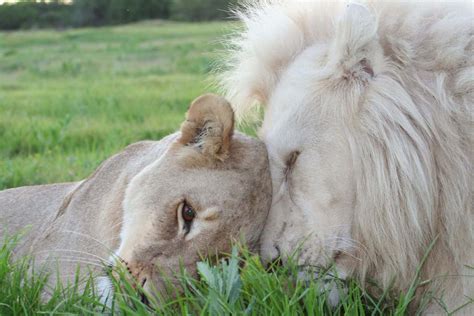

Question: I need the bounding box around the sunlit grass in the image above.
[0,21,232,189]
[2,233,417,315]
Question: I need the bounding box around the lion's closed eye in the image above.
[285,151,300,179]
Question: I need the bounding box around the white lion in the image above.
[220,1,473,313]
[0,94,272,302]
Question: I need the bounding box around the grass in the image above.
[1,233,400,315]
[0,21,434,315]
[0,20,230,189]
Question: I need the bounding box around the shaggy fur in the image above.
[0,94,272,301]
[219,1,473,313]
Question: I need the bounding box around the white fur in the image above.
[219,1,473,313]
[96,275,114,308]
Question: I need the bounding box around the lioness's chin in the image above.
[96,276,114,307]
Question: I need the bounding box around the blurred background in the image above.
[0,0,243,190]
[0,0,239,30]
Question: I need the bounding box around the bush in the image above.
[72,0,171,27]
[0,0,237,30]
[0,0,172,30]
[170,0,238,21]
[107,0,171,23]
[0,2,71,30]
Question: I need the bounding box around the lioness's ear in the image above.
[179,94,234,161]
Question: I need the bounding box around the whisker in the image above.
[322,236,369,254]
[101,236,121,245]
[321,224,352,229]
[33,249,110,263]
[56,230,116,252]
[103,220,124,237]
[35,258,106,269]
[332,248,362,261]
[107,220,124,230]
[55,230,125,262]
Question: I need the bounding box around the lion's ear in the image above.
[178,94,234,161]
[329,3,378,80]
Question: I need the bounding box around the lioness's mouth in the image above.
[139,289,150,306]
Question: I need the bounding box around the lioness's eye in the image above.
[182,203,195,222]
[181,202,195,235]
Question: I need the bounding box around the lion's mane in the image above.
[219,0,473,309]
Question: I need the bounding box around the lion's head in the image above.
[220,1,473,312]
[102,94,272,299]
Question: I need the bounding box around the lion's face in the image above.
[258,47,356,273]
[110,95,272,295]
[231,3,385,277]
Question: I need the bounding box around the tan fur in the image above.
[179,94,234,162]
[0,95,272,300]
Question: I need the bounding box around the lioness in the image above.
[220,0,473,314]
[0,94,272,301]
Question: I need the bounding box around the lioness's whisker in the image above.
[56,230,119,255]
[99,220,125,241]
[33,249,110,263]
[57,255,106,265]
[35,258,106,269]
[55,230,125,262]
[106,220,124,232]
[36,255,104,266]
[101,236,121,245]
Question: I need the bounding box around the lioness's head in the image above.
[111,94,272,296]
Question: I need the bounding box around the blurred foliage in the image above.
[170,0,239,21]
[72,0,172,27]
[0,1,72,30]
[0,0,237,30]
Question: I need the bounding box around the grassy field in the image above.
[0,21,230,190]
[0,21,430,315]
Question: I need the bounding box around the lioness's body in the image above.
[1,182,78,255]
[1,137,173,281]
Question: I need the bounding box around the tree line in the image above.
[0,0,239,30]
